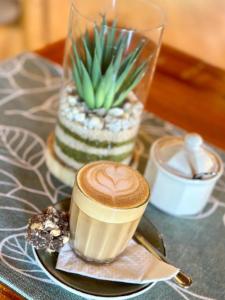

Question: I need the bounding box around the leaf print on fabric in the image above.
[5,94,59,124]
[0,125,56,203]
[0,125,45,170]
[0,192,40,232]
[0,233,53,283]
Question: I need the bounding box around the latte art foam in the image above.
[77,161,149,208]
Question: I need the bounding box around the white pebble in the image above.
[105,115,114,124]
[66,112,74,121]
[68,95,78,106]
[108,108,124,117]
[75,113,86,123]
[123,102,132,112]
[123,112,130,119]
[66,85,75,93]
[128,92,138,102]
[77,100,86,110]
[87,116,104,130]
[121,119,131,130]
[83,118,89,127]
[106,120,122,132]
[71,107,79,115]
[64,107,71,113]
[95,108,107,117]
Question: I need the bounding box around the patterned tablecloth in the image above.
[0,53,224,300]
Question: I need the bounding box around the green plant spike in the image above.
[115,41,144,92]
[94,24,104,65]
[91,48,102,89]
[99,15,107,48]
[103,19,117,67]
[70,15,147,110]
[80,61,95,109]
[70,54,83,97]
[113,34,128,73]
[113,61,148,107]
[84,29,91,51]
[71,41,82,74]
[82,36,92,73]
[119,39,145,73]
[103,77,116,110]
[95,61,114,108]
[95,80,106,108]
[125,61,148,90]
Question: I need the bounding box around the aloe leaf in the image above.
[115,61,134,92]
[103,77,116,110]
[80,61,95,109]
[94,25,103,64]
[119,40,144,74]
[126,61,148,87]
[114,31,127,53]
[113,61,147,107]
[92,48,102,89]
[101,14,107,28]
[100,15,106,47]
[71,40,82,74]
[103,19,117,66]
[115,42,144,92]
[69,16,148,110]
[113,35,127,74]
[120,61,148,94]
[82,36,92,74]
[103,62,115,101]
[112,91,127,107]
[70,54,83,97]
[95,62,114,108]
[95,80,106,108]
[85,29,91,50]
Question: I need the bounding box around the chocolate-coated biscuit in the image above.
[26,206,70,253]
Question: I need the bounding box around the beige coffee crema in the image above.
[77,161,149,208]
[69,161,150,263]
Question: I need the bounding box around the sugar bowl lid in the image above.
[153,133,220,179]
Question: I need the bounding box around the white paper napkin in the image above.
[56,240,179,284]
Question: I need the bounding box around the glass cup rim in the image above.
[71,0,165,33]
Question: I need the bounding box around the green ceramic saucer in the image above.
[34,198,166,299]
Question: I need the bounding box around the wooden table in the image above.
[2,40,225,299]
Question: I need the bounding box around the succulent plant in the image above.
[70,16,148,110]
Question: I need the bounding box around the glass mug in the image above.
[69,161,150,263]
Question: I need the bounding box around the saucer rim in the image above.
[33,248,156,300]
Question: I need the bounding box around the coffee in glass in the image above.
[70,161,150,263]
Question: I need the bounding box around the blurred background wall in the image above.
[0,0,225,68]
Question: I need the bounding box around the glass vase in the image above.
[46,0,165,186]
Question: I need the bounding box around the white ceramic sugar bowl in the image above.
[145,133,224,216]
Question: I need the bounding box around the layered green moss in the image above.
[58,121,135,148]
[55,137,132,163]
